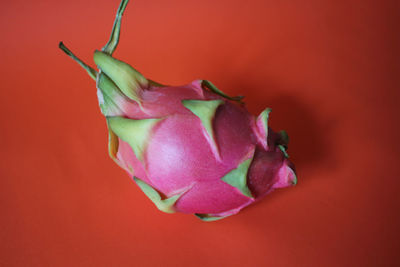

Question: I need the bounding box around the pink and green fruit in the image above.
[59,0,297,221]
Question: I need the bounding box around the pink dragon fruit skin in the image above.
[59,0,296,221]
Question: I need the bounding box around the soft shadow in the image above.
[226,79,337,174]
[218,78,339,225]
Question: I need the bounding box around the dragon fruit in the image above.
[59,0,297,221]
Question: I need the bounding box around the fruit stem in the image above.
[102,0,130,55]
[58,42,97,80]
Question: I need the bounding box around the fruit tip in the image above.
[290,166,298,185]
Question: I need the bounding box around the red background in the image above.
[1,0,399,266]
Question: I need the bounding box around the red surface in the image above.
[1,0,399,266]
